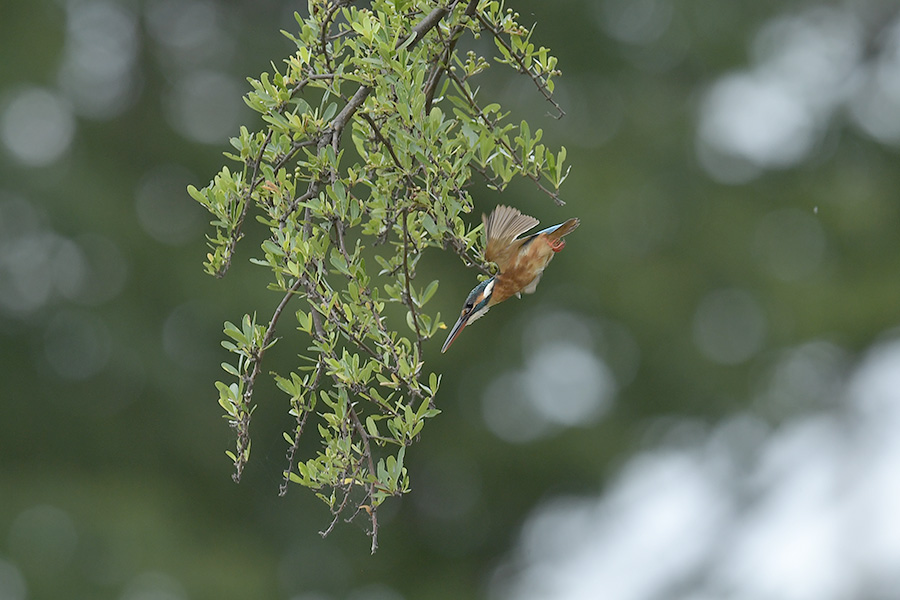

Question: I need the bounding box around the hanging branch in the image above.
[190,0,568,551]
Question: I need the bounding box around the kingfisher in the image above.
[441,205,580,352]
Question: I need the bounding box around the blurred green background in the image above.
[3,0,900,598]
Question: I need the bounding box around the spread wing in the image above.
[482,205,540,272]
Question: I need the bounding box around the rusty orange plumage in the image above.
[441,205,580,352]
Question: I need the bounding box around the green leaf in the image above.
[323,101,338,122]
[421,280,439,305]
[366,416,380,438]
[221,362,240,377]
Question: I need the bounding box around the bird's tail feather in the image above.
[541,217,580,240]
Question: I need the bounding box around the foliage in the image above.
[189,0,567,551]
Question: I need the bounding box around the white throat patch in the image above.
[468,305,489,324]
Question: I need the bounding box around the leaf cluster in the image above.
[189,0,566,552]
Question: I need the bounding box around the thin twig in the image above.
[281,182,321,228]
[401,210,423,343]
[446,68,564,205]
[360,113,405,174]
[474,11,565,118]
[300,266,423,399]
[318,0,350,73]
[423,0,479,112]
[279,357,323,496]
[232,277,304,482]
[328,3,461,150]
[320,484,354,538]
[215,129,274,278]
[279,405,311,496]
[334,218,351,265]
[347,404,380,553]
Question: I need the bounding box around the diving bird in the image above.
[441,205,580,353]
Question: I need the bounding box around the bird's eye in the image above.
[465,302,473,310]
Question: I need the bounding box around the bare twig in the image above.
[334,218,351,264]
[320,484,354,537]
[330,85,372,148]
[278,404,311,496]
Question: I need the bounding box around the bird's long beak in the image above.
[441,313,469,353]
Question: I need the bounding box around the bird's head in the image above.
[441,277,495,353]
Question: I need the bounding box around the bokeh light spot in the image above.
[0,197,66,315]
[596,0,674,45]
[0,560,26,600]
[120,571,187,600]
[482,372,552,444]
[699,74,815,169]
[491,335,900,600]
[756,341,846,417]
[0,229,60,315]
[164,71,243,144]
[58,0,139,119]
[8,505,78,575]
[482,312,618,443]
[696,7,867,182]
[0,87,75,167]
[145,0,234,69]
[0,197,126,316]
[523,342,615,427]
[750,8,861,98]
[849,48,900,145]
[65,234,129,306]
[492,450,730,600]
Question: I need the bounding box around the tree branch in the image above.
[347,404,380,553]
[200,0,567,549]
[327,2,462,149]
[424,0,479,112]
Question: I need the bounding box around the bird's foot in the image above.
[549,238,566,252]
